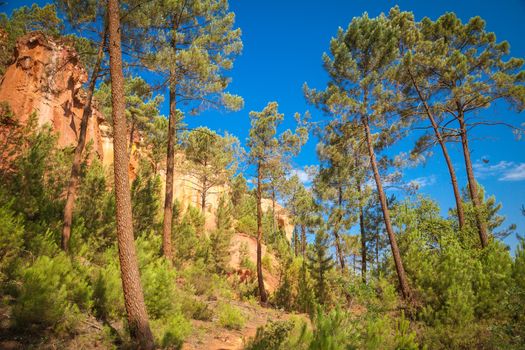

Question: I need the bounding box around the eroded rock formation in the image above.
[0,32,105,159]
[0,32,294,239]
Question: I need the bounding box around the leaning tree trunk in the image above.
[410,73,465,230]
[107,0,154,347]
[256,162,268,303]
[61,26,107,252]
[458,112,488,248]
[362,114,411,300]
[161,72,177,261]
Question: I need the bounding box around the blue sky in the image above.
[4,0,525,250]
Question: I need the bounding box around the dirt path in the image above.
[182,300,295,350]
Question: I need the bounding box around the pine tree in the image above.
[231,173,248,208]
[364,193,393,279]
[128,0,243,261]
[107,0,154,346]
[297,260,316,314]
[95,76,162,143]
[391,8,467,232]
[306,13,412,298]
[313,119,371,275]
[284,174,318,258]
[59,0,108,252]
[209,196,234,273]
[131,160,162,235]
[458,185,516,248]
[308,227,335,304]
[247,102,308,303]
[182,127,239,214]
[406,12,524,247]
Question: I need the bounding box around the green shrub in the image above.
[245,318,312,350]
[173,206,209,263]
[183,262,214,296]
[239,242,255,271]
[151,312,192,349]
[12,254,92,334]
[0,201,24,286]
[141,257,177,319]
[92,258,125,320]
[210,273,235,299]
[131,160,161,235]
[393,312,419,350]
[309,307,357,350]
[245,320,295,350]
[217,302,245,330]
[262,254,272,272]
[181,297,213,321]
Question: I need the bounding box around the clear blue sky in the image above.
[4,0,525,250]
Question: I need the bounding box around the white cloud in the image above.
[473,159,525,182]
[408,175,437,189]
[289,168,313,184]
[500,163,525,181]
[473,160,514,179]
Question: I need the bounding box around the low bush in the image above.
[92,258,125,321]
[12,254,92,334]
[245,320,295,350]
[0,201,24,287]
[217,302,245,330]
[151,312,192,349]
[181,296,214,321]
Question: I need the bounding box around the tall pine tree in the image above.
[128,0,243,261]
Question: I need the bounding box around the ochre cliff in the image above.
[0,32,294,239]
[0,32,105,159]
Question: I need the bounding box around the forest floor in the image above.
[0,291,306,350]
[182,299,304,350]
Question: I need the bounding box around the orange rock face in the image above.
[0,32,105,159]
[0,32,294,241]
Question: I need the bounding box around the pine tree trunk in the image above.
[409,73,465,230]
[359,188,366,282]
[333,229,345,270]
[107,1,154,347]
[356,160,366,282]
[200,159,208,214]
[333,186,345,270]
[256,162,268,303]
[458,113,488,248]
[375,231,379,279]
[293,226,299,256]
[161,72,177,261]
[301,224,306,258]
[128,118,135,157]
[271,189,276,236]
[201,177,207,213]
[362,114,411,299]
[61,26,107,252]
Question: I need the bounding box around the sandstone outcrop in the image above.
[0,32,294,239]
[0,32,105,159]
